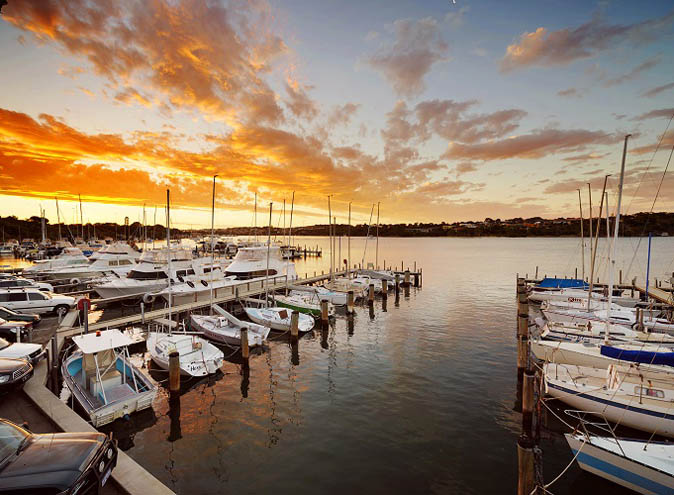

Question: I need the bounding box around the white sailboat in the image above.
[244,306,315,332]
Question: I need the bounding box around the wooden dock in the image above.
[634,285,673,305]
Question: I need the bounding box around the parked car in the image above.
[0,418,118,494]
[0,277,54,292]
[0,358,33,393]
[0,288,75,315]
[0,318,32,343]
[0,306,40,326]
[0,338,46,365]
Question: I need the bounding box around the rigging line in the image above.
[624,113,674,217]
[625,143,674,277]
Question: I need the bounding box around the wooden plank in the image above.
[635,285,673,305]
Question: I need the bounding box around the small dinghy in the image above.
[244,306,314,332]
[62,329,157,427]
[274,292,335,317]
[190,306,270,347]
[147,319,224,377]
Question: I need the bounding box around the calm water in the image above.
[14,237,674,494]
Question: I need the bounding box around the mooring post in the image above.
[517,336,528,381]
[368,284,375,304]
[404,269,410,286]
[619,269,622,285]
[517,435,535,495]
[169,351,180,399]
[381,279,388,297]
[522,370,535,436]
[517,286,529,338]
[394,274,400,295]
[140,302,145,324]
[320,299,329,328]
[240,326,250,364]
[290,311,299,341]
[347,290,355,314]
[50,336,58,392]
[534,266,538,280]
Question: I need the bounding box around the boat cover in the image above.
[600,345,674,367]
[536,277,589,289]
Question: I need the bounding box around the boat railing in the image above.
[564,409,626,457]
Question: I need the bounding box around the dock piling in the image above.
[240,327,250,364]
[404,269,410,286]
[169,351,180,399]
[347,291,354,314]
[381,279,388,297]
[394,274,400,295]
[368,284,375,304]
[522,370,535,436]
[290,311,299,341]
[320,299,329,329]
[517,435,535,495]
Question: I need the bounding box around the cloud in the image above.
[500,11,674,72]
[365,17,449,97]
[456,162,477,174]
[445,6,469,28]
[327,103,360,128]
[641,81,674,98]
[3,0,288,125]
[114,87,152,107]
[445,128,619,161]
[632,108,674,121]
[601,56,660,87]
[284,81,318,121]
[557,87,583,98]
[562,152,608,162]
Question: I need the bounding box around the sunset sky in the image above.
[1,0,673,228]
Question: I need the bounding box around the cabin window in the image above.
[128,270,168,280]
[28,292,47,300]
[109,260,118,266]
[8,293,27,302]
[119,259,132,265]
[634,386,664,398]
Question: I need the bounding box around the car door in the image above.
[6,292,28,312]
[26,292,51,314]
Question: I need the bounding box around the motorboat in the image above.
[146,323,224,377]
[273,292,336,317]
[62,329,157,427]
[41,253,138,282]
[190,306,270,347]
[23,247,89,275]
[225,245,297,281]
[154,265,235,306]
[89,242,141,262]
[244,306,314,332]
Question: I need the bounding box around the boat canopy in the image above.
[601,345,674,367]
[536,277,589,289]
[73,329,134,354]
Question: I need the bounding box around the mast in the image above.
[153,206,157,249]
[577,189,585,280]
[79,194,84,240]
[604,191,610,343]
[265,202,272,305]
[254,191,258,243]
[587,183,593,279]
[55,198,61,241]
[605,135,631,341]
[333,216,337,274]
[587,176,609,311]
[375,202,380,269]
[286,192,294,292]
[361,203,374,269]
[210,175,217,315]
[166,189,172,334]
[328,195,333,280]
[347,202,351,278]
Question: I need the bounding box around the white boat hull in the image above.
[147,332,223,377]
[566,433,674,495]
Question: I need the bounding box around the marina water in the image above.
[52,237,674,494]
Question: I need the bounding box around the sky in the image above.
[0,0,673,229]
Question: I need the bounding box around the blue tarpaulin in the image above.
[601,345,674,367]
[536,277,589,289]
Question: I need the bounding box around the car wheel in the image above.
[54,305,69,316]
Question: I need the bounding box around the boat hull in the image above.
[566,433,674,495]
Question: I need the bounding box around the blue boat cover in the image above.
[536,277,589,289]
[601,345,674,367]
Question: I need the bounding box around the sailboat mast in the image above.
[55,197,61,241]
[286,192,295,291]
[79,194,84,240]
[166,189,172,333]
[210,175,217,315]
[577,189,585,280]
[328,195,333,280]
[362,203,374,269]
[587,183,593,278]
[153,206,157,249]
[375,202,380,269]
[265,202,272,305]
[607,135,631,329]
[587,176,608,311]
[347,202,351,278]
[254,192,258,243]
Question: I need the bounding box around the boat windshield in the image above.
[127,270,168,280]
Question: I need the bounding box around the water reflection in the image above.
[240,364,250,398]
[167,396,182,442]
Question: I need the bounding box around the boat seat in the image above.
[90,368,123,400]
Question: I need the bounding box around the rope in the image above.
[540,437,587,492]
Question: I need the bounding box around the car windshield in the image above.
[0,307,17,316]
[0,338,9,351]
[0,421,29,466]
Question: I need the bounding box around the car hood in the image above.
[0,343,41,359]
[0,358,27,373]
[0,433,105,490]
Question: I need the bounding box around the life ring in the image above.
[201,280,208,287]
[70,278,81,285]
[142,293,156,304]
[187,281,195,288]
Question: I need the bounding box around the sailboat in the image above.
[146,190,224,377]
[190,305,270,347]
